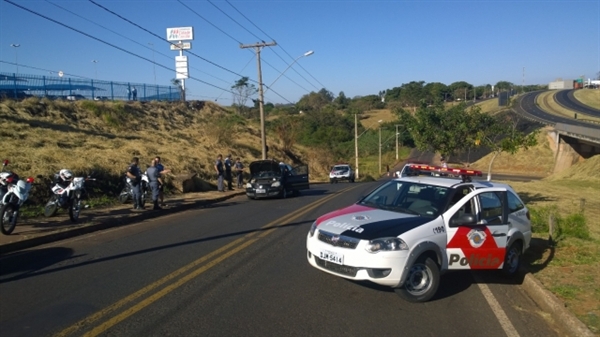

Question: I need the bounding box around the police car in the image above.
[306,164,531,302]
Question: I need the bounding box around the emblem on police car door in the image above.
[467,229,487,248]
[352,215,370,221]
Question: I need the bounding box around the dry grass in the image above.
[0,99,330,192]
[537,91,600,124]
[573,89,600,110]
[469,128,555,177]
[360,109,397,128]
[475,98,504,114]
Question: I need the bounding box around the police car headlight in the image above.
[309,222,318,237]
[245,183,252,188]
[365,238,408,253]
[271,181,281,188]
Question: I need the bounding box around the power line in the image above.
[224,0,324,90]
[0,60,90,79]
[87,0,293,104]
[45,0,232,86]
[3,0,235,95]
[176,0,307,100]
[205,0,315,92]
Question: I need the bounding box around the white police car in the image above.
[329,164,355,183]
[307,164,531,302]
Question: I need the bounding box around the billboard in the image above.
[166,27,194,41]
[175,55,189,79]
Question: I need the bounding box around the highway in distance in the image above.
[0,182,563,337]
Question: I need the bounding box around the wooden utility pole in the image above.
[240,41,277,160]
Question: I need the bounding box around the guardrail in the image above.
[0,72,180,101]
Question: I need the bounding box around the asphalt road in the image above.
[517,91,600,129]
[0,182,562,337]
[554,89,600,118]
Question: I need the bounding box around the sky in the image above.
[0,0,599,105]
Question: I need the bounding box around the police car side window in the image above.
[507,191,524,213]
[478,192,503,225]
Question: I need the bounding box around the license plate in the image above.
[256,188,266,193]
[319,250,343,265]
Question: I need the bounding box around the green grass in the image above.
[550,284,581,300]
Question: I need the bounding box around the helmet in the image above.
[59,169,73,180]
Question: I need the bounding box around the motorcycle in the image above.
[0,160,34,235]
[44,174,96,222]
[118,173,149,207]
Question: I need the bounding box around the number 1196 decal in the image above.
[433,226,445,234]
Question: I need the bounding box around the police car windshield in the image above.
[359,181,451,217]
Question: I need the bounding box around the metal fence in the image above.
[0,72,180,101]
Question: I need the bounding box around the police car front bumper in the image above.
[246,184,282,198]
[306,231,408,288]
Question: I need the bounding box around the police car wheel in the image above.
[395,256,440,303]
[502,242,522,276]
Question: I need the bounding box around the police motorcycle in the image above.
[44,169,96,223]
[0,160,34,235]
[118,172,149,207]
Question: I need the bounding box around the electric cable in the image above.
[87,0,293,104]
[45,0,232,85]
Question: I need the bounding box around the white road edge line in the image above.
[477,282,520,337]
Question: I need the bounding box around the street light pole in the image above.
[240,41,277,160]
[265,50,313,94]
[149,42,156,86]
[395,124,400,160]
[10,43,20,73]
[92,60,98,80]
[355,114,359,180]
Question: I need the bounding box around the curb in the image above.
[0,192,245,255]
[520,270,595,337]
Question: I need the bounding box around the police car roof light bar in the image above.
[408,164,482,182]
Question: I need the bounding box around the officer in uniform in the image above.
[214,154,224,192]
[126,157,143,209]
[146,159,163,210]
[224,154,233,190]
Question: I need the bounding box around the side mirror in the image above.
[450,213,476,227]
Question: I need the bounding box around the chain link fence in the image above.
[0,72,181,101]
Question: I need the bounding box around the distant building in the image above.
[548,79,573,90]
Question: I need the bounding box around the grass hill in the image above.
[0,98,333,204]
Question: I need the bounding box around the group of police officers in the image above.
[126,156,170,210]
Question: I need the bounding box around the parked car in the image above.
[307,164,531,302]
[329,164,355,183]
[245,160,309,199]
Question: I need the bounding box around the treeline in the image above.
[237,79,545,165]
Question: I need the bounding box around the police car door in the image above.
[443,187,509,271]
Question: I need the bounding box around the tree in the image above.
[334,91,349,109]
[171,78,185,101]
[297,89,333,112]
[396,101,481,161]
[475,107,538,180]
[231,77,257,115]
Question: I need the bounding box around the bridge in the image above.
[515,91,600,173]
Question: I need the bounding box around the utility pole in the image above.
[355,114,359,180]
[395,124,401,160]
[240,41,277,160]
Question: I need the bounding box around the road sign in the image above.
[175,55,189,79]
[170,42,192,51]
[166,27,194,41]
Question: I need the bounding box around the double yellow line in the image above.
[56,186,357,337]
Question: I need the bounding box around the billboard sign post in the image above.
[167,27,194,101]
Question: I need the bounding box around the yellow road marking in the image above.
[56,186,357,337]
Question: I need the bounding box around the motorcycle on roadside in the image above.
[44,172,96,223]
[118,173,149,207]
[0,160,34,235]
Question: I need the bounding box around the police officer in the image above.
[214,154,224,192]
[126,157,143,210]
[234,157,244,188]
[146,159,163,210]
[224,154,233,190]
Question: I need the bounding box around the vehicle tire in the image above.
[44,195,59,217]
[350,178,355,183]
[502,242,522,276]
[0,203,18,235]
[395,256,440,303]
[329,178,334,184]
[69,197,82,223]
[118,189,129,204]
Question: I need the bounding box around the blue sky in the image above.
[0,0,598,104]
